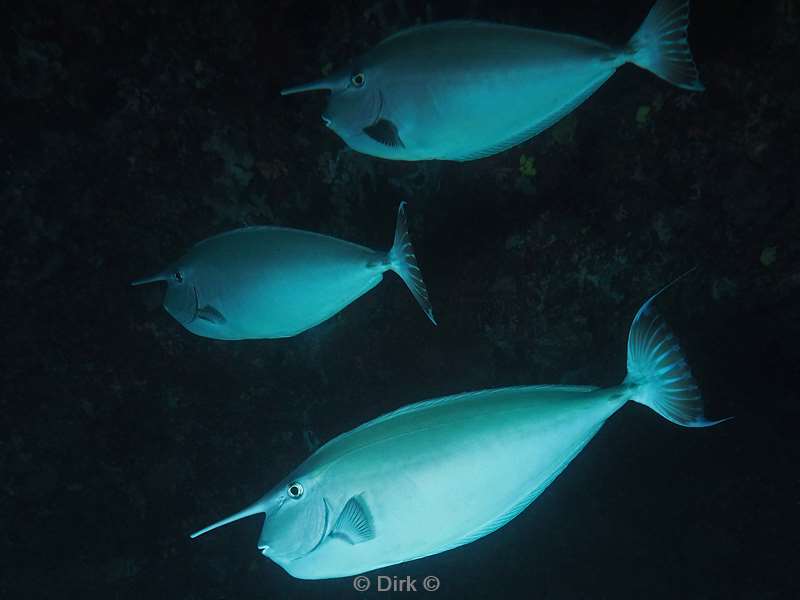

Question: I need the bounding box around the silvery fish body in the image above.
[132,203,434,339]
[282,0,703,161]
[191,280,726,578]
[269,384,622,578]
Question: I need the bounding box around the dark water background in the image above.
[2,0,798,598]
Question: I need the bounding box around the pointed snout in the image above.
[190,497,270,540]
[280,77,335,96]
[130,271,167,286]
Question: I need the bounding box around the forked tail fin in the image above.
[388,202,436,325]
[624,271,728,427]
[627,0,705,91]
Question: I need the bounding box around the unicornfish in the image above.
[131,202,435,339]
[190,276,727,578]
[282,0,704,161]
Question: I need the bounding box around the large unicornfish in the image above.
[190,277,727,578]
[131,202,434,339]
[282,0,704,161]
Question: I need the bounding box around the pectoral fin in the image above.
[363,119,404,148]
[330,494,374,544]
[197,305,226,324]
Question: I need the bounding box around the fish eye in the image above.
[174,271,183,283]
[287,481,304,499]
[351,72,366,88]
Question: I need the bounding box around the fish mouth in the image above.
[321,114,332,127]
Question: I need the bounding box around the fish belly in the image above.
[284,386,625,578]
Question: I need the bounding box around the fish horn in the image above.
[130,271,168,286]
[190,498,268,539]
[280,77,336,96]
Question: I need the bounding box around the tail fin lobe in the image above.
[388,202,436,325]
[624,272,727,427]
[628,0,704,91]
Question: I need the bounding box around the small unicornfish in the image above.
[190,275,727,579]
[282,0,704,161]
[131,202,434,339]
